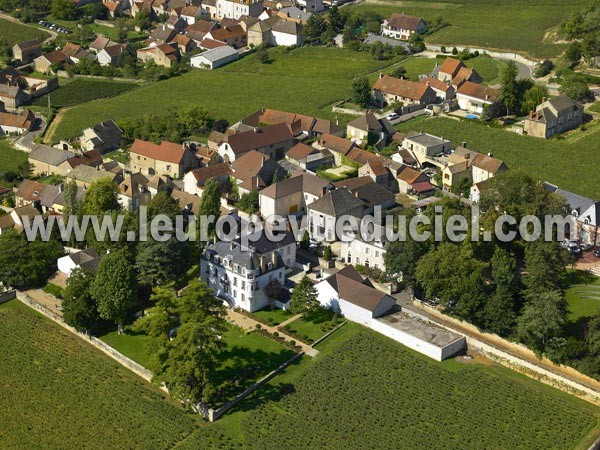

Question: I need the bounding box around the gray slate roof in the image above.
[29,146,74,166]
[308,188,365,217]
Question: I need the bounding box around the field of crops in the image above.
[32,79,140,109]
[181,324,600,449]
[0,300,199,449]
[45,47,407,142]
[396,116,600,198]
[346,0,589,58]
[0,18,48,46]
[0,139,28,187]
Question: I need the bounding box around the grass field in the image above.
[396,116,600,198]
[590,103,600,114]
[100,328,153,368]
[0,139,28,187]
[0,18,48,46]
[31,79,140,109]
[252,307,293,326]
[346,0,589,58]
[180,324,600,449]
[0,300,198,449]
[565,272,600,323]
[46,47,407,143]
[43,15,146,41]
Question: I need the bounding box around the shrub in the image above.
[255,323,262,330]
[290,340,296,347]
[267,317,274,324]
[273,331,279,337]
[452,47,458,55]
[440,46,446,53]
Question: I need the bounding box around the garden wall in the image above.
[0,290,16,305]
[424,44,539,65]
[15,291,157,387]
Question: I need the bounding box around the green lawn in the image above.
[43,15,145,41]
[565,271,600,323]
[100,329,153,368]
[46,46,407,142]
[252,307,293,326]
[0,300,198,449]
[283,309,338,343]
[590,103,600,114]
[0,139,28,187]
[180,324,600,449]
[0,18,48,46]
[346,0,589,58]
[396,116,600,198]
[32,78,140,109]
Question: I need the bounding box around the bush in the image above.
[273,331,279,337]
[267,317,274,324]
[452,47,458,55]
[255,323,262,330]
[290,340,296,347]
[440,46,446,53]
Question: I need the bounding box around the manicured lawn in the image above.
[0,300,198,449]
[565,271,600,323]
[0,18,48,46]
[180,324,600,449]
[46,47,407,142]
[252,307,293,326]
[285,316,327,342]
[396,116,600,198]
[462,55,508,84]
[346,0,589,58]
[0,139,28,187]
[32,79,140,108]
[99,329,153,368]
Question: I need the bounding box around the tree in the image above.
[328,6,345,33]
[322,245,333,261]
[342,24,356,45]
[51,0,76,20]
[133,280,228,408]
[522,241,567,297]
[303,15,326,44]
[289,275,320,317]
[517,290,566,354]
[62,268,98,335]
[63,178,80,217]
[352,76,371,108]
[320,23,336,45]
[452,47,458,55]
[370,41,385,60]
[390,66,407,79]
[586,314,600,356]
[148,191,180,220]
[82,178,120,215]
[256,47,270,64]
[565,42,582,64]
[91,249,138,334]
[500,61,519,115]
[235,190,259,214]
[198,177,222,237]
[264,279,282,311]
[483,248,517,335]
[521,84,548,114]
[560,79,592,102]
[136,238,191,286]
[384,238,427,287]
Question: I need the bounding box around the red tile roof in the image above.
[386,13,424,31]
[0,109,35,130]
[420,77,452,93]
[457,81,499,102]
[226,123,293,155]
[130,139,189,164]
[373,76,432,101]
[439,57,464,77]
[200,38,227,49]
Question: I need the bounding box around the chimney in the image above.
[230,241,234,251]
[379,72,384,79]
[253,127,260,133]
[464,153,470,160]
[529,110,533,119]
[487,152,492,157]
[354,190,360,198]
[271,251,277,266]
[59,183,64,193]
[462,141,467,148]
[259,255,266,272]
[542,97,546,103]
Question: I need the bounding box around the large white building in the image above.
[214,0,263,20]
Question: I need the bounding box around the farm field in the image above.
[0,17,48,46]
[346,0,589,58]
[45,47,407,143]
[42,15,146,41]
[180,324,600,449]
[32,79,140,109]
[0,139,28,187]
[396,116,600,198]
[0,300,199,449]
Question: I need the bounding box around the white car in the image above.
[386,112,399,121]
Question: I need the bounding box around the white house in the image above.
[295,0,324,13]
[0,109,35,135]
[200,239,287,312]
[271,21,303,47]
[190,45,239,70]
[381,13,426,41]
[57,248,102,277]
[456,81,499,115]
[214,0,263,20]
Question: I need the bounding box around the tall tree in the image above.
[500,61,519,115]
[82,178,120,215]
[134,280,228,409]
[352,76,371,108]
[91,249,138,334]
[517,290,566,354]
[62,268,98,335]
[384,238,427,288]
[328,5,345,33]
[289,275,320,317]
[521,84,549,114]
[136,238,191,287]
[483,248,518,335]
[303,15,326,44]
[198,177,221,238]
[522,241,567,297]
[264,279,282,311]
[51,0,76,19]
[147,191,180,220]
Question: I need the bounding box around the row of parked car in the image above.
[38,20,70,34]
[562,240,600,257]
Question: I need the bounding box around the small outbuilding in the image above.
[190,46,239,70]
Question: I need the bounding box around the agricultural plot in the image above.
[0,139,28,187]
[346,0,590,58]
[32,79,140,109]
[0,300,198,450]
[46,47,407,143]
[0,18,48,46]
[181,324,600,449]
[396,116,600,198]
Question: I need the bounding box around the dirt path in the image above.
[42,107,71,144]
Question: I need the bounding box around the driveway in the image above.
[16,115,47,153]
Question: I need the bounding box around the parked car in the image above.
[593,248,600,258]
[386,112,399,121]
[581,242,593,252]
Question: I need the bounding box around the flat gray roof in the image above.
[378,312,464,348]
[405,133,450,147]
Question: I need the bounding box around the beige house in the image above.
[523,95,583,139]
[12,40,42,64]
[372,75,437,107]
[28,146,74,176]
[182,162,231,197]
[130,139,196,177]
[259,172,331,218]
[456,81,499,115]
[137,43,180,67]
[34,50,69,74]
[380,13,426,41]
[346,111,395,147]
[217,123,294,162]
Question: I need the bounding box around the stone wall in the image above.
[0,290,17,305]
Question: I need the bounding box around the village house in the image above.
[402,132,451,166]
[97,43,134,66]
[213,0,264,20]
[171,34,196,54]
[68,165,120,188]
[259,171,331,218]
[456,81,499,115]
[295,0,323,13]
[137,43,180,67]
[339,225,390,270]
[12,40,42,64]
[271,20,303,46]
[523,95,584,139]
[180,5,201,24]
[103,0,122,18]
[419,77,455,101]
[441,161,470,191]
[34,50,70,74]
[358,158,396,192]
[451,67,482,89]
[230,150,286,194]
[0,205,42,235]
[471,152,508,185]
[241,108,343,140]
[218,123,294,162]
[58,150,103,176]
[190,45,239,69]
[373,75,437,107]
[0,109,35,135]
[285,142,333,171]
[0,67,58,109]
[247,16,280,47]
[333,176,396,214]
[57,248,102,277]
[205,25,247,48]
[200,239,286,312]
[380,13,426,41]
[129,139,196,177]
[182,162,231,196]
[437,57,464,83]
[395,165,432,195]
[316,133,356,165]
[185,19,219,44]
[307,189,366,242]
[15,179,47,207]
[28,146,74,176]
[61,43,93,64]
[79,120,122,153]
[89,36,115,53]
[346,111,395,148]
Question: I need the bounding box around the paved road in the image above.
[15,115,47,153]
